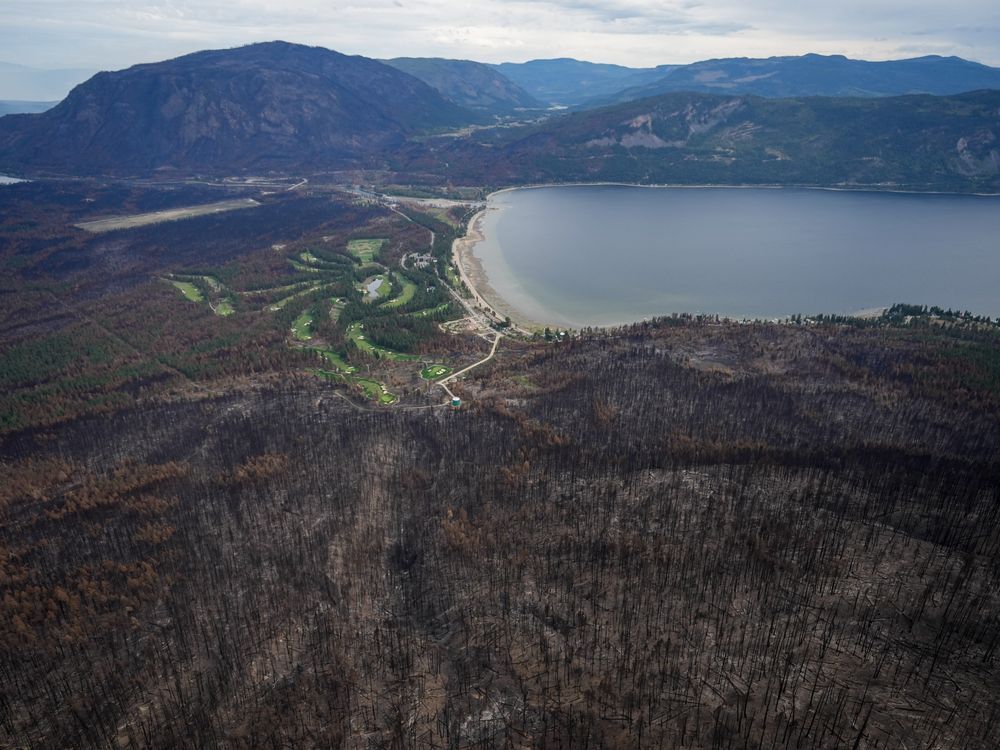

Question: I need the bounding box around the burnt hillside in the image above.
[2,320,999,748]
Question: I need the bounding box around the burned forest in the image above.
[2,317,999,749]
[3,29,1000,750]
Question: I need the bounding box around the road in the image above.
[438,332,501,402]
[342,191,510,406]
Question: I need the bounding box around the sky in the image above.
[2,0,1000,72]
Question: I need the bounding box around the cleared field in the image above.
[76,199,259,233]
[421,364,452,380]
[169,280,204,303]
[347,238,387,263]
[383,274,417,309]
[291,311,313,340]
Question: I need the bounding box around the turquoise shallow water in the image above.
[472,185,1000,327]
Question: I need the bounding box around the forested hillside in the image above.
[427,90,1000,191]
[1,43,998,192]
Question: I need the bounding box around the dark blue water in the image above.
[473,186,1000,326]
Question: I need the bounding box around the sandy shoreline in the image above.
[452,207,557,331]
[450,183,961,333]
[486,181,1000,198]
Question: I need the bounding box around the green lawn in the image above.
[311,365,395,404]
[383,274,417,309]
[197,275,224,292]
[347,322,377,355]
[316,349,355,373]
[330,298,347,322]
[292,311,313,340]
[355,378,397,404]
[288,258,321,273]
[410,302,451,318]
[421,364,452,380]
[246,281,314,297]
[347,238,387,263]
[175,274,223,293]
[214,299,235,316]
[268,282,326,311]
[169,280,204,303]
[346,322,418,361]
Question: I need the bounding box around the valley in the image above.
[1,37,999,750]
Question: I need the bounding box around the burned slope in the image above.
[1,321,999,748]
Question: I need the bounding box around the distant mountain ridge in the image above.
[383,58,542,114]
[591,54,1000,106]
[487,54,1000,108]
[0,61,94,101]
[491,58,673,106]
[0,42,474,174]
[0,100,57,116]
[1,42,998,191]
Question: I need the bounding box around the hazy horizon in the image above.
[3,42,999,103]
[2,1,999,73]
[4,46,999,74]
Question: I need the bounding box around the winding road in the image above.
[437,331,501,403]
[343,190,511,407]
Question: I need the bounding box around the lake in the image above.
[470,185,1000,327]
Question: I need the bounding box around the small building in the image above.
[451,397,461,408]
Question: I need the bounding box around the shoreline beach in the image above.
[450,184,977,333]
[451,206,559,332]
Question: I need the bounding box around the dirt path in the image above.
[438,333,501,402]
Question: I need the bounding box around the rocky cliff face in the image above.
[431,91,1000,191]
[0,41,473,174]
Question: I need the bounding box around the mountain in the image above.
[433,90,1000,192]
[0,61,94,101]
[0,100,57,116]
[491,58,674,106]
[3,43,999,190]
[591,54,1000,106]
[383,57,542,114]
[0,41,474,175]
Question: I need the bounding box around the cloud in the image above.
[1,0,998,70]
